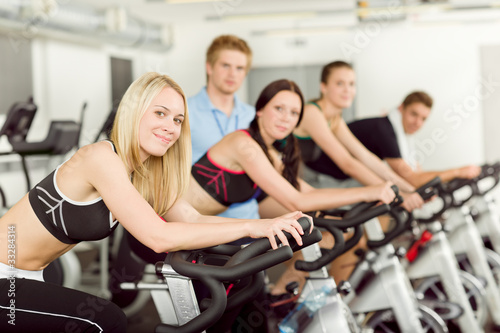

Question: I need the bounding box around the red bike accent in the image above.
[406,230,433,263]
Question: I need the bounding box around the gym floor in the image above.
[126,299,160,333]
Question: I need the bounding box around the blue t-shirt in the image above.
[188,87,259,220]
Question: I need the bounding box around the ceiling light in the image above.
[252,26,351,38]
[206,11,318,21]
[164,0,227,4]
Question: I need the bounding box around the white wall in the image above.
[481,44,500,164]
[352,22,492,170]
[31,39,111,143]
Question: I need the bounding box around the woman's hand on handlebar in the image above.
[365,181,397,204]
[250,211,313,250]
[457,165,481,179]
[400,191,425,211]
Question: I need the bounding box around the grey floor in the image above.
[76,245,163,332]
[126,299,161,333]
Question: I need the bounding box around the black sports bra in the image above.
[28,141,119,244]
[191,130,259,206]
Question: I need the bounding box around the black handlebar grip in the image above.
[416,176,441,200]
[333,204,391,229]
[225,216,312,266]
[445,178,475,207]
[390,184,399,196]
[342,225,364,253]
[295,223,345,272]
[294,203,391,271]
[474,163,500,196]
[493,162,500,173]
[444,177,472,194]
[367,206,412,248]
[343,201,378,220]
[416,192,454,224]
[297,216,313,236]
[345,185,399,220]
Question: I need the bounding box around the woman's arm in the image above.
[229,133,395,212]
[334,119,416,192]
[85,143,305,252]
[163,199,310,249]
[297,178,315,193]
[297,104,384,186]
[333,121,425,210]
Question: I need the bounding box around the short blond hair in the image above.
[206,35,252,70]
[110,72,191,217]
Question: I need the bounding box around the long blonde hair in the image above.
[110,72,191,217]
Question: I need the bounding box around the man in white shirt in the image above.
[348,91,479,186]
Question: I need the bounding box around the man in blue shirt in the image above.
[188,35,271,333]
[188,35,258,219]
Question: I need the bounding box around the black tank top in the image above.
[295,102,349,180]
[28,141,119,244]
[191,130,259,206]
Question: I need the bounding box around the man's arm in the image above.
[386,157,480,187]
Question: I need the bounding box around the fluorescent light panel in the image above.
[165,0,226,3]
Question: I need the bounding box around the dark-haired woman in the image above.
[183,79,397,307]
[185,79,395,218]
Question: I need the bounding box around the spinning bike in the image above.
[121,216,322,332]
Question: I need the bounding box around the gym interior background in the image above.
[2,1,500,332]
[1,0,500,225]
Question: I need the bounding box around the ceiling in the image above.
[2,0,499,50]
[70,0,356,25]
[68,0,500,26]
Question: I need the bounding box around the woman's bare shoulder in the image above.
[78,141,118,161]
[221,130,256,146]
[63,141,123,176]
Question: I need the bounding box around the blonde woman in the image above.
[0,72,307,332]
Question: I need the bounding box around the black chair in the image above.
[0,97,37,143]
[94,107,117,142]
[0,97,83,191]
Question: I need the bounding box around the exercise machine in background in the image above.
[0,97,85,287]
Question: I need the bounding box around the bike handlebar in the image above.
[418,166,495,216]
[414,177,455,224]
[370,178,442,242]
[473,163,500,196]
[343,185,400,220]
[155,216,322,333]
[295,203,391,272]
[416,176,441,201]
[367,206,413,248]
